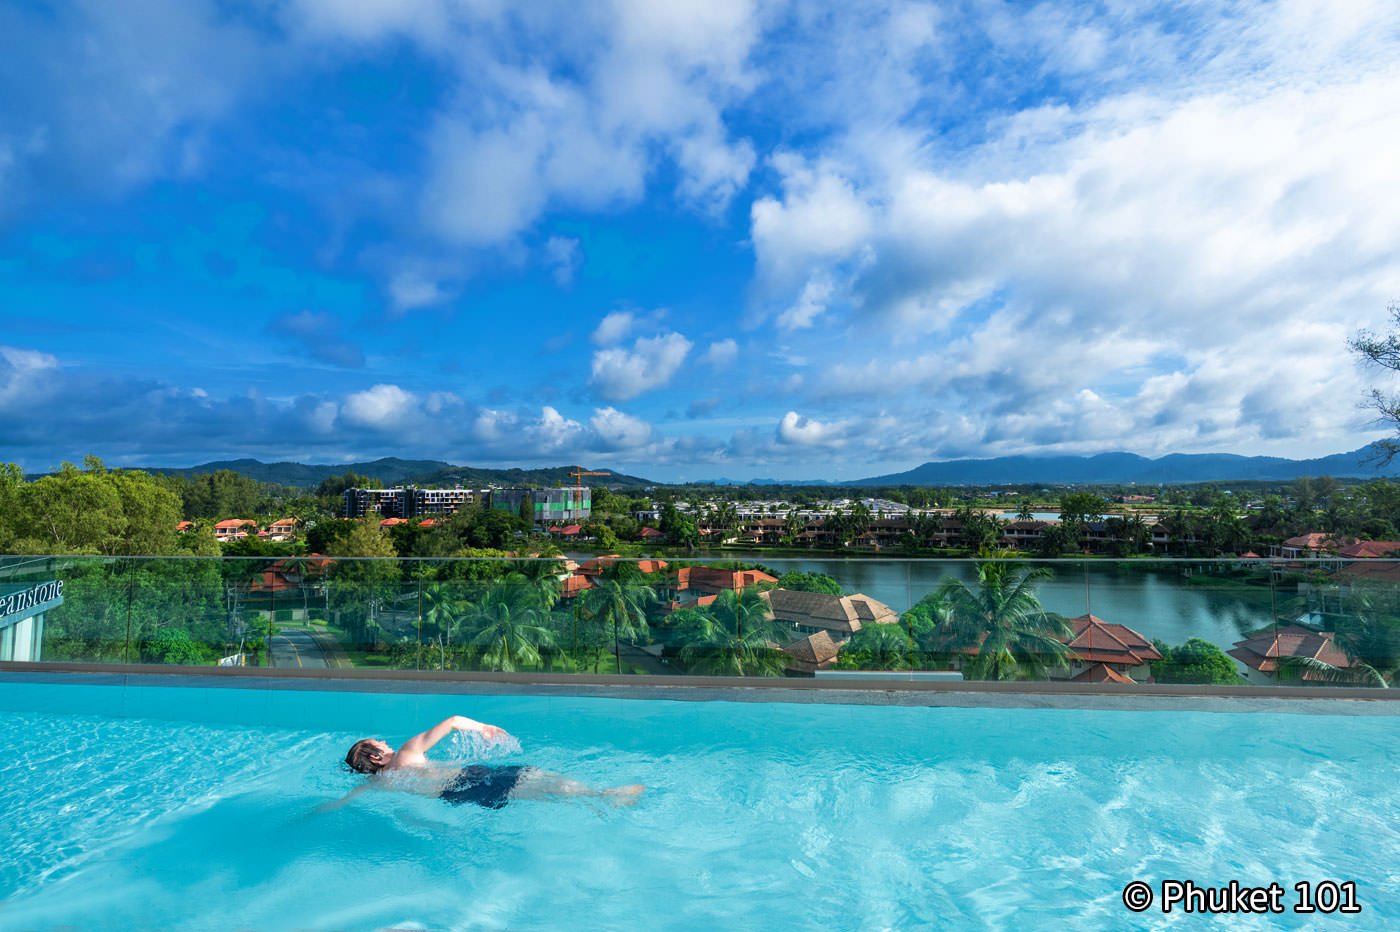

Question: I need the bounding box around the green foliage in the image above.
[2,459,182,556]
[775,571,843,595]
[1151,638,1243,685]
[834,623,914,670]
[143,628,210,666]
[660,503,699,548]
[315,472,381,498]
[927,558,1072,680]
[675,589,788,676]
[1057,491,1108,526]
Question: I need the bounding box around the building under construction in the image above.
[341,486,588,524]
[489,487,591,524]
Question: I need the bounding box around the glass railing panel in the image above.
[3,554,1396,690]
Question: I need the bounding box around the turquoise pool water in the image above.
[1,680,1396,930]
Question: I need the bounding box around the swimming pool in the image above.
[2,678,1396,930]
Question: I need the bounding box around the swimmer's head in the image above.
[345,738,392,774]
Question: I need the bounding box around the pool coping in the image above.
[3,661,1397,714]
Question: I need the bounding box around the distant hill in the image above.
[149,458,656,490]
[847,447,1400,486]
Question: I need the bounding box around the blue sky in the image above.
[3,0,1400,482]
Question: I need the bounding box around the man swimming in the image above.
[333,715,643,810]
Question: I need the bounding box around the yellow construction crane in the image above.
[569,466,610,514]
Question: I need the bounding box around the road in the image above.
[269,627,330,669]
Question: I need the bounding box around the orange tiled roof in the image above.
[1071,663,1135,683]
[1228,625,1353,679]
[1062,614,1162,666]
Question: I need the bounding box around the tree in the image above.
[954,506,1003,552]
[578,574,660,655]
[775,571,843,595]
[143,628,209,666]
[458,577,558,672]
[1350,303,1400,462]
[928,557,1072,680]
[660,503,699,548]
[326,519,400,647]
[1151,638,1242,685]
[834,623,914,670]
[676,589,788,676]
[1057,492,1107,527]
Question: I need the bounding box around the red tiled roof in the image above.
[1337,540,1400,559]
[1339,560,1400,584]
[1061,614,1163,666]
[560,575,594,597]
[379,517,409,527]
[1071,663,1135,684]
[1227,625,1354,679]
[578,555,623,575]
[548,524,583,535]
[417,518,437,528]
[639,527,664,538]
[176,521,194,531]
[635,559,669,574]
[1281,532,1352,552]
[214,519,257,529]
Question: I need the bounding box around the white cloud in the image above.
[341,384,416,429]
[776,411,851,447]
[589,331,693,401]
[700,338,738,367]
[776,277,833,331]
[592,311,636,346]
[526,405,585,451]
[590,406,653,449]
[388,269,449,312]
[407,1,760,245]
[545,235,581,286]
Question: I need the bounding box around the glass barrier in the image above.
[2,554,1396,688]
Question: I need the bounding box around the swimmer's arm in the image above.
[317,781,375,813]
[397,715,509,758]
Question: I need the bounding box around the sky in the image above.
[3,0,1400,482]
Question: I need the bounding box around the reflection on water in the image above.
[720,554,1280,648]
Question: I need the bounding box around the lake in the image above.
[715,553,1282,650]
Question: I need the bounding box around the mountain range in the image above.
[148,458,655,490]
[138,445,1399,489]
[846,446,1399,486]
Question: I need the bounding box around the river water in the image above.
[715,553,1284,650]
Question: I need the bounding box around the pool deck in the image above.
[3,661,1397,714]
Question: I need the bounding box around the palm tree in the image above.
[578,574,660,653]
[930,557,1072,680]
[677,589,788,676]
[458,577,558,672]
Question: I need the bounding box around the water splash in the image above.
[448,728,522,761]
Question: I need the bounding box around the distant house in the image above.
[267,517,300,541]
[547,524,584,540]
[1057,613,1163,683]
[761,589,899,639]
[781,631,841,675]
[1336,540,1400,559]
[1228,625,1357,684]
[559,575,595,599]
[379,517,410,529]
[175,521,194,532]
[639,526,664,540]
[667,566,779,597]
[214,519,258,542]
[1272,533,1353,560]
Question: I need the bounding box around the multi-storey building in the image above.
[490,487,591,525]
[342,488,409,519]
